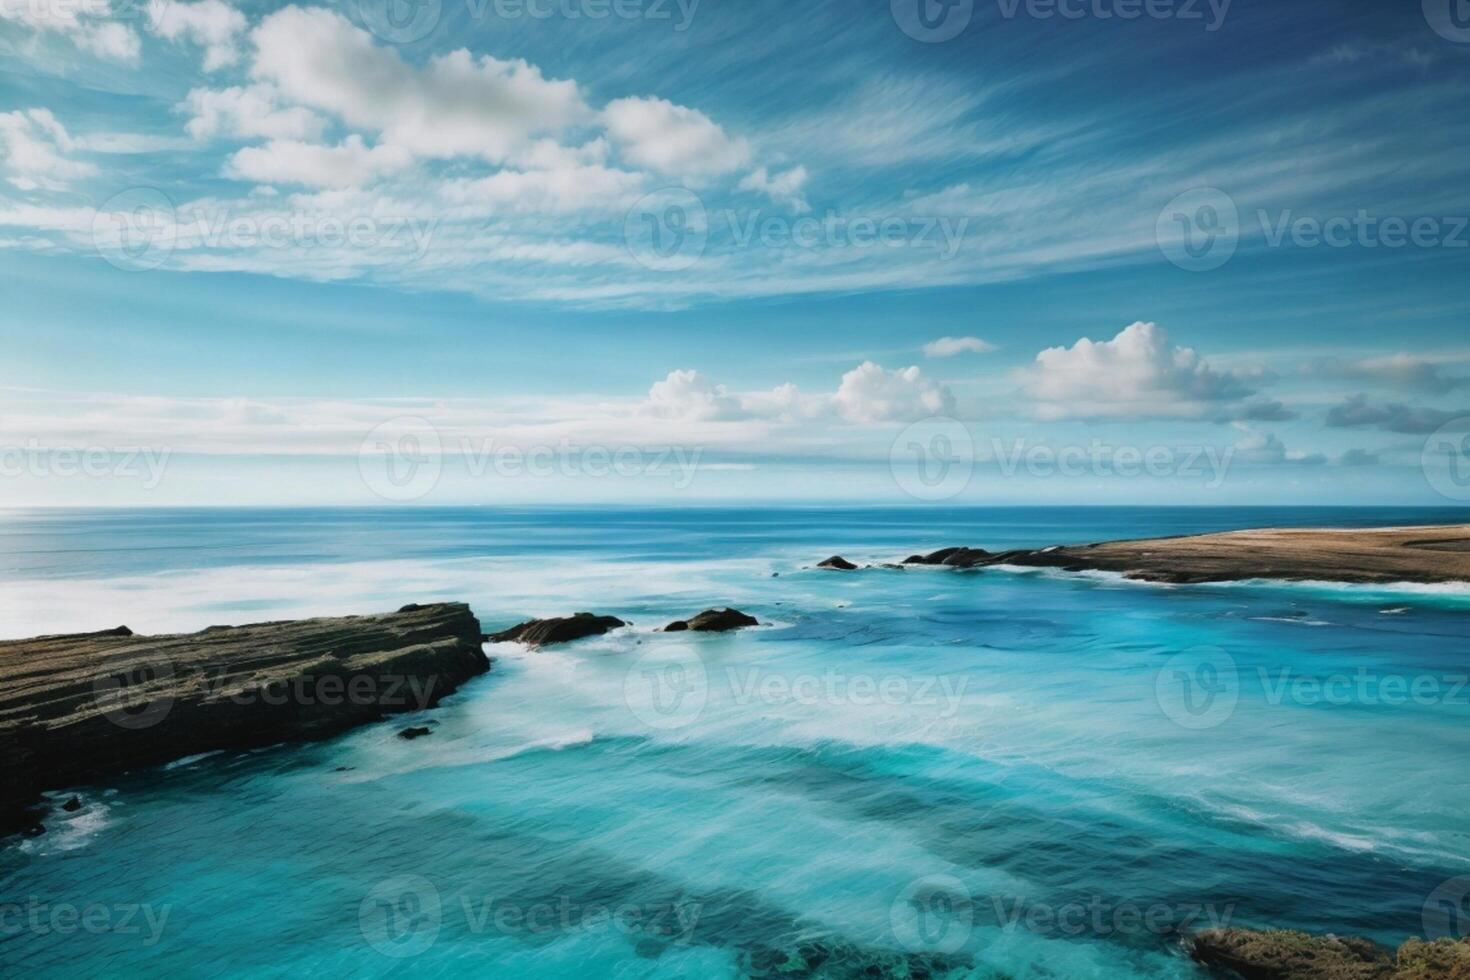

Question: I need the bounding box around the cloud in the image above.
[1336,448,1380,466]
[603,96,751,180]
[738,166,809,212]
[832,362,954,423]
[225,136,414,188]
[1303,354,1466,394]
[639,370,746,421]
[1224,398,1298,423]
[1024,322,1259,420]
[1325,394,1465,434]
[439,164,645,214]
[146,0,246,71]
[184,85,327,142]
[1233,431,1326,466]
[0,0,140,62]
[923,336,996,358]
[0,109,97,191]
[250,6,588,165]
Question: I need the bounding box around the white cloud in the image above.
[639,370,746,421]
[74,19,141,61]
[184,85,328,142]
[0,0,140,62]
[439,164,644,214]
[0,109,96,191]
[923,336,996,358]
[603,96,751,180]
[225,136,414,188]
[738,166,809,212]
[250,7,588,165]
[146,0,246,70]
[1024,322,1258,420]
[832,362,954,423]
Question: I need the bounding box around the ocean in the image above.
[2,506,1468,978]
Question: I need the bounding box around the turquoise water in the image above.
[2,507,1469,978]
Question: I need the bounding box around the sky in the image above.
[2,0,1469,506]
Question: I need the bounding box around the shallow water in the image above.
[2,507,1468,978]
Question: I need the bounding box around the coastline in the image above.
[883,523,1470,585]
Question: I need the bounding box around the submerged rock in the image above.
[664,609,759,633]
[397,726,433,741]
[60,796,82,813]
[816,556,858,571]
[486,612,627,648]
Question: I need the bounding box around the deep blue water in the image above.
[2,507,1469,978]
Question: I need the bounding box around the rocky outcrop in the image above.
[895,525,1470,584]
[0,602,487,839]
[1189,929,1470,979]
[486,612,627,647]
[664,609,759,633]
[816,556,858,571]
[903,547,992,568]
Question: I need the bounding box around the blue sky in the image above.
[2,0,1469,505]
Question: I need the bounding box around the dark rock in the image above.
[663,608,759,633]
[0,602,488,841]
[816,556,858,571]
[333,766,355,772]
[397,726,433,741]
[487,612,627,647]
[61,795,82,813]
[902,547,991,567]
[20,822,45,838]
